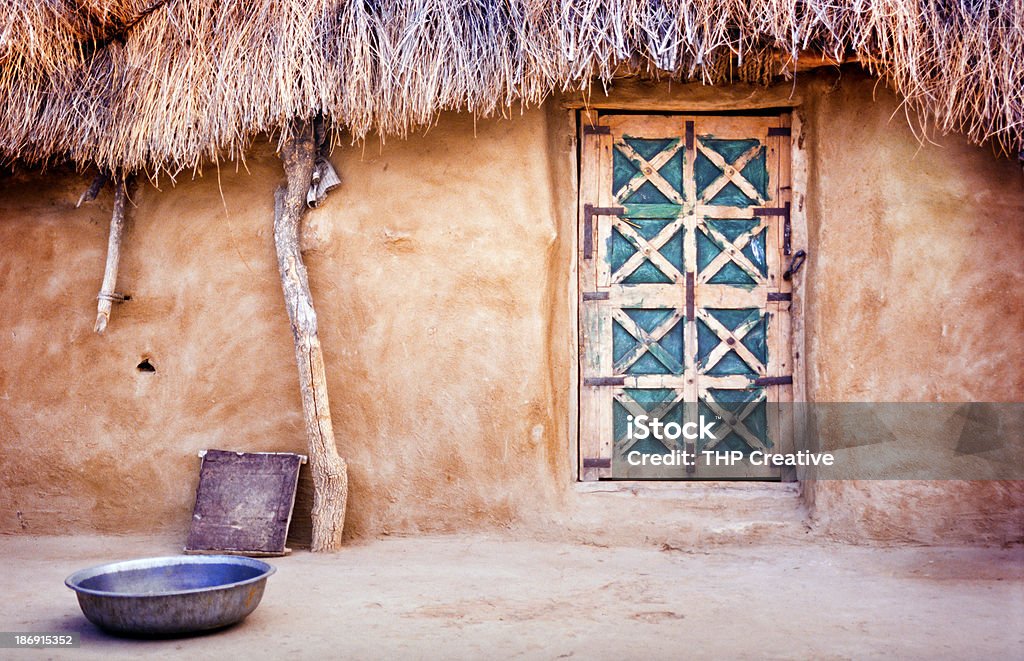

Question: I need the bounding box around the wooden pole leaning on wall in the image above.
[274,120,348,552]
[94,174,135,334]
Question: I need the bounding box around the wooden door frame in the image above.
[560,83,809,484]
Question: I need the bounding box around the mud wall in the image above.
[798,72,1024,544]
[0,109,573,539]
[0,70,1021,543]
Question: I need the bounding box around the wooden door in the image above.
[578,112,794,480]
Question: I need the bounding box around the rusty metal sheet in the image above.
[185,450,306,557]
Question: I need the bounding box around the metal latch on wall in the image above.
[783,250,807,281]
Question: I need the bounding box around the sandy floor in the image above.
[1,533,1021,660]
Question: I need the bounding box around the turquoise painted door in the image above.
[579,113,794,480]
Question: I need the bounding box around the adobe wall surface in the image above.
[0,70,1021,543]
[0,108,573,539]
[797,72,1024,544]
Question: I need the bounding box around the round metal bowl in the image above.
[65,555,275,637]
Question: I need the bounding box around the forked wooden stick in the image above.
[94,175,134,334]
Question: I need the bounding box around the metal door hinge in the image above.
[754,202,792,255]
[753,375,793,386]
[583,204,624,260]
[584,376,625,387]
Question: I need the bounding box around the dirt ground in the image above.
[0,533,1021,660]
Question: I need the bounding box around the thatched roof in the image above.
[2,1,1021,176]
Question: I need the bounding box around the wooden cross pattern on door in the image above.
[701,388,770,453]
[612,308,686,375]
[579,113,794,480]
[613,136,686,205]
[696,307,767,377]
[697,216,769,287]
[695,136,769,206]
[609,217,686,284]
[613,388,687,455]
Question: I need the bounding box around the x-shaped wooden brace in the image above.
[696,308,765,375]
[613,139,685,204]
[611,216,685,284]
[700,389,768,452]
[697,140,766,205]
[696,216,767,285]
[613,388,687,453]
[612,308,685,375]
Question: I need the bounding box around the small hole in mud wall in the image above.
[137,358,156,373]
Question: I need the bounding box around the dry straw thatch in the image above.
[1,1,1022,175]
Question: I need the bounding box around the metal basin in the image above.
[65,555,275,637]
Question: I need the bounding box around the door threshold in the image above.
[574,480,799,495]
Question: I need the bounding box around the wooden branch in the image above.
[94,175,134,334]
[77,171,108,207]
[274,122,348,552]
[771,49,863,74]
